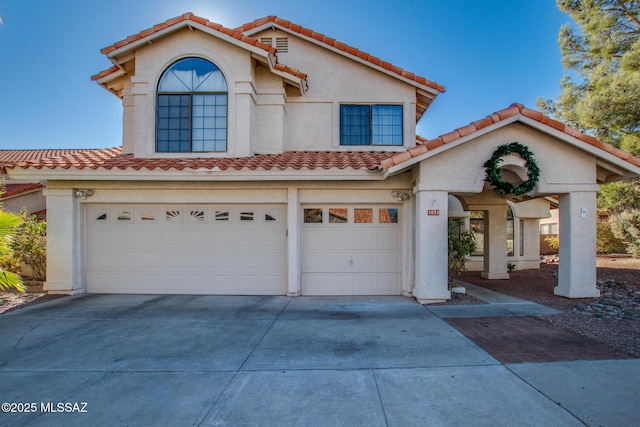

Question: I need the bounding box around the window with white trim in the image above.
[156,58,228,152]
[340,104,403,146]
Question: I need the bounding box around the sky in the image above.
[0,0,571,150]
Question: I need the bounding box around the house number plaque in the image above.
[427,209,440,216]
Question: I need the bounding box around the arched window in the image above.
[156,58,227,152]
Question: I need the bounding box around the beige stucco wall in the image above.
[122,29,258,158]
[262,28,417,151]
[117,27,418,159]
[1,190,45,216]
[418,123,598,195]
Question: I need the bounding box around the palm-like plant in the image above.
[0,209,25,291]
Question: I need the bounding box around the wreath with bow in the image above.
[483,142,540,196]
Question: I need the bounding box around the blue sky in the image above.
[0,0,570,150]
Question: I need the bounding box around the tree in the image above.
[539,1,640,255]
[537,0,640,154]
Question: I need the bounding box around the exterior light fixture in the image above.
[74,190,94,200]
[391,191,410,201]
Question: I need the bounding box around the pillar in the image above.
[42,189,84,294]
[413,190,450,303]
[481,205,510,279]
[555,191,599,298]
[287,187,301,296]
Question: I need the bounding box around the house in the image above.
[1,149,100,219]
[0,150,56,219]
[6,13,640,302]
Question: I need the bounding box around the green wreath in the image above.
[483,142,540,196]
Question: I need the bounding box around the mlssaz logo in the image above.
[40,402,88,413]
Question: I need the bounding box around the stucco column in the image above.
[555,191,599,298]
[287,187,301,296]
[413,190,450,303]
[42,189,84,294]
[481,205,510,280]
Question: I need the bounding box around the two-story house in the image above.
[6,13,640,302]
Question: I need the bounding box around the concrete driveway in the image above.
[0,295,637,426]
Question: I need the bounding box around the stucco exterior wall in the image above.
[253,29,417,151]
[419,123,597,194]
[117,27,418,159]
[122,29,257,158]
[1,190,45,216]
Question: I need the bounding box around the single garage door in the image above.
[301,206,401,295]
[85,204,286,294]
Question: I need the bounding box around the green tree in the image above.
[539,1,640,255]
[537,0,640,154]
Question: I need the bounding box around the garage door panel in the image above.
[349,229,377,249]
[301,206,402,296]
[302,252,352,272]
[86,204,286,295]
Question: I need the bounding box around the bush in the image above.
[544,235,559,251]
[610,209,640,258]
[596,219,627,254]
[448,220,476,276]
[3,210,47,281]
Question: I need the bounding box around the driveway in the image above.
[0,295,637,426]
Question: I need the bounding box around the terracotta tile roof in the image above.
[237,16,445,93]
[380,103,640,169]
[7,147,398,172]
[92,13,307,82]
[100,13,275,56]
[1,183,44,198]
[0,149,98,164]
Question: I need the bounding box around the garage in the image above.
[301,206,402,295]
[85,204,286,294]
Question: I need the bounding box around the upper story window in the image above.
[156,58,227,152]
[340,104,403,146]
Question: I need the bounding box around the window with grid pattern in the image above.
[340,105,402,146]
[156,58,228,152]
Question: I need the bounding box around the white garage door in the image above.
[85,204,286,294]
[301,206,402,295]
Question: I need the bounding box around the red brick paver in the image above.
[446,316,635,364]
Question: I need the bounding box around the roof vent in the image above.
[276,37,288,53]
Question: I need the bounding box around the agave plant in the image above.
[0,209,25,292]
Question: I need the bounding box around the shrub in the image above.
[544,235,559,251]
[0,209,25,291]
[448,220,476,276]
[596,219,627,254]
[5,210,47,281]
[610,209,640,258]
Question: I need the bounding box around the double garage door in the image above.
[86,205,287,294]
[85,204,401,295]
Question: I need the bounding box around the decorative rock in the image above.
[573,279,640,321]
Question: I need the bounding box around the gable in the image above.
[92,13,307,99]
[382,104,640,186]
[238,16,444,121]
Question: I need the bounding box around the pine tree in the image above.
[537,0,640,154]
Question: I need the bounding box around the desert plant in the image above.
[448,220,476,276]
[596,219,627,254]
[5,209,47,281]
[544,235,559,252]
[610,209,640,258]
[0,209,25,291]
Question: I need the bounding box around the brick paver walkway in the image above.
[446,316,635,364]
